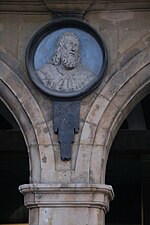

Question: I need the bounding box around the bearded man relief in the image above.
[36,32,95,92]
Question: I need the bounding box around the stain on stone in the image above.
[48,217,53,225]
[37,127,42,135]
[43,127,49,134]
[42,155,47,163]
[96,104,100,110]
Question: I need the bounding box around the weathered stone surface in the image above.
[1,8,150,225]
[72,144,92,183]
[89,146,104,183]
[39,144,56,183]
[0,15,19,57]
[80,122,97,145]
[53,144,71,171]
[86,95,109,125]
[28,145,41,183]
[19,183,114,211]
[0,1,150,13]
[17,15,52,66]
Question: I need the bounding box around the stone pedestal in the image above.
[19,183,114,225]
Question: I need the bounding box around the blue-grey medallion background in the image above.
[34,28,103,76]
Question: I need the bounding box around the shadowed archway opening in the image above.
[0,99,29,223]
[106,93,150,225]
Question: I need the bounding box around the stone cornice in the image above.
[19,183,114,213]
[0,1,150,14]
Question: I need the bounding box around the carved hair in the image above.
[51,32,80,66]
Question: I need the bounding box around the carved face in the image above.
[60,33,80,69]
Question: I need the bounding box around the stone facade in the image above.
[1,2,150,224]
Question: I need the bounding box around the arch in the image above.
[0,48,55,183]
[76,45,150,184]
[0,99,29,222]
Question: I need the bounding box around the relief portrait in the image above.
[36,32,95,92]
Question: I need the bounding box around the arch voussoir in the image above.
[76,47,150,184]
[0,55,55,183]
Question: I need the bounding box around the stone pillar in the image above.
[19,183,114,225]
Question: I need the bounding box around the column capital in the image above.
[19,183,114,213]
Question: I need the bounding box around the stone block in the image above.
[86,95,109,125]
[80,122,97,145]
[0,15,19,57]
[94,127,109,147]
[72,144,92,183]
[39,144,56,182]
[34,123,52,145]
[56,170,71,183]
[28,145,41,183]
[17,14,52,66]
[89,145,104,183]
[53,144,71,171]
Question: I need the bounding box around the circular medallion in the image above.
[26,18,107,100]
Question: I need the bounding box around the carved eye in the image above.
[65,43,72,50]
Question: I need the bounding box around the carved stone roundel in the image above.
[26,18,107,100]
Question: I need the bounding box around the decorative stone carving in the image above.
[26,18,107,99]
[26,18,107,160]
[36,32,95,93]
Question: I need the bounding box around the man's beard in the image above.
[61,52,79,69]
